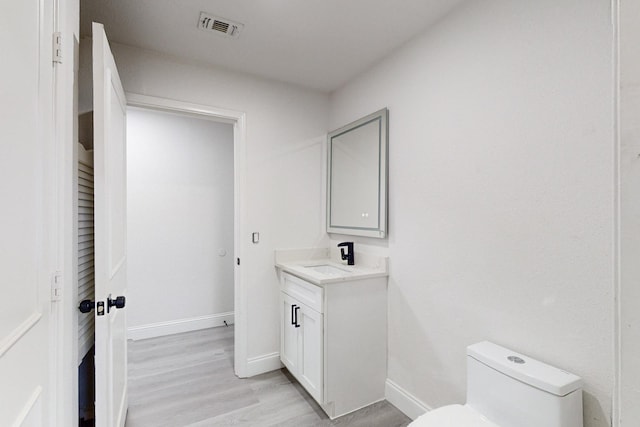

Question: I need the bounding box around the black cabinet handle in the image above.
[294,306,301,328]
[291,304,297,325]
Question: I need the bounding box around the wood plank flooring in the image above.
[126,326,411,427]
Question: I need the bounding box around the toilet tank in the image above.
[465,342,583,427]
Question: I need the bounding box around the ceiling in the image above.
[80,0,464,92]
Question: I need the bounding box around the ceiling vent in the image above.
[198,12,244,38]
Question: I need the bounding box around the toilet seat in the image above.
[409,404,499,427]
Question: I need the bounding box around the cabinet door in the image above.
[281,293,299,373]
[297,304,324,403]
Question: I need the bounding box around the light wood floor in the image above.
[125,326,411,427]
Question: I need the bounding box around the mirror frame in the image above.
[327,108,388,238]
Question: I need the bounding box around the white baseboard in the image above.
[128,312,234,341]
[385,379,432,420]
[246,352,283,377]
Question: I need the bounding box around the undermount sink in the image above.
[304,264,350,275]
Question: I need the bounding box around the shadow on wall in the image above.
[582,392,609,427]
[387,279,466,407]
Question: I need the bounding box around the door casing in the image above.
[125,93,248,377]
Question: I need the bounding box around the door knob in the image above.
[79,299,95,313]
[107,295,126,313]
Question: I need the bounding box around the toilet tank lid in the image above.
[467,341,583,397]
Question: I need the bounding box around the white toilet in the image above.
[409,341,583,427]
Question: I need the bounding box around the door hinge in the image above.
[52,32,62,64]
[51,271,63,301]
[237,258,240,266]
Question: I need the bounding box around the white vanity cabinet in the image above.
[279,270,387,420]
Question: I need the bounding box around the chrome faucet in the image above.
[337,242,354,265]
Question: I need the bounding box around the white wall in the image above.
[619,0,640,423]
[107,43,329,363]
[126,108,235,336]
[330,1,614,425]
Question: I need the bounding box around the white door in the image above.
[0,0,55,426]
[93,22,129,427]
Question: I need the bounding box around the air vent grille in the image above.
[198,12,243,38]
[212,20,229,33]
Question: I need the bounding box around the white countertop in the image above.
[274,247,388,285]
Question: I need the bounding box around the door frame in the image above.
[125,93,248,377]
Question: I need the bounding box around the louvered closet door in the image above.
[78,144,95,362]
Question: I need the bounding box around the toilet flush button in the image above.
[508,355,525,364]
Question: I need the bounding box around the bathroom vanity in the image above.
[275,248,388,419]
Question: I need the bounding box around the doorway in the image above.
[126,106,235,338]
[125,94,247,379]
[75,90,248,425]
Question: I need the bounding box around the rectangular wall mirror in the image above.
[327,108,388,238]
